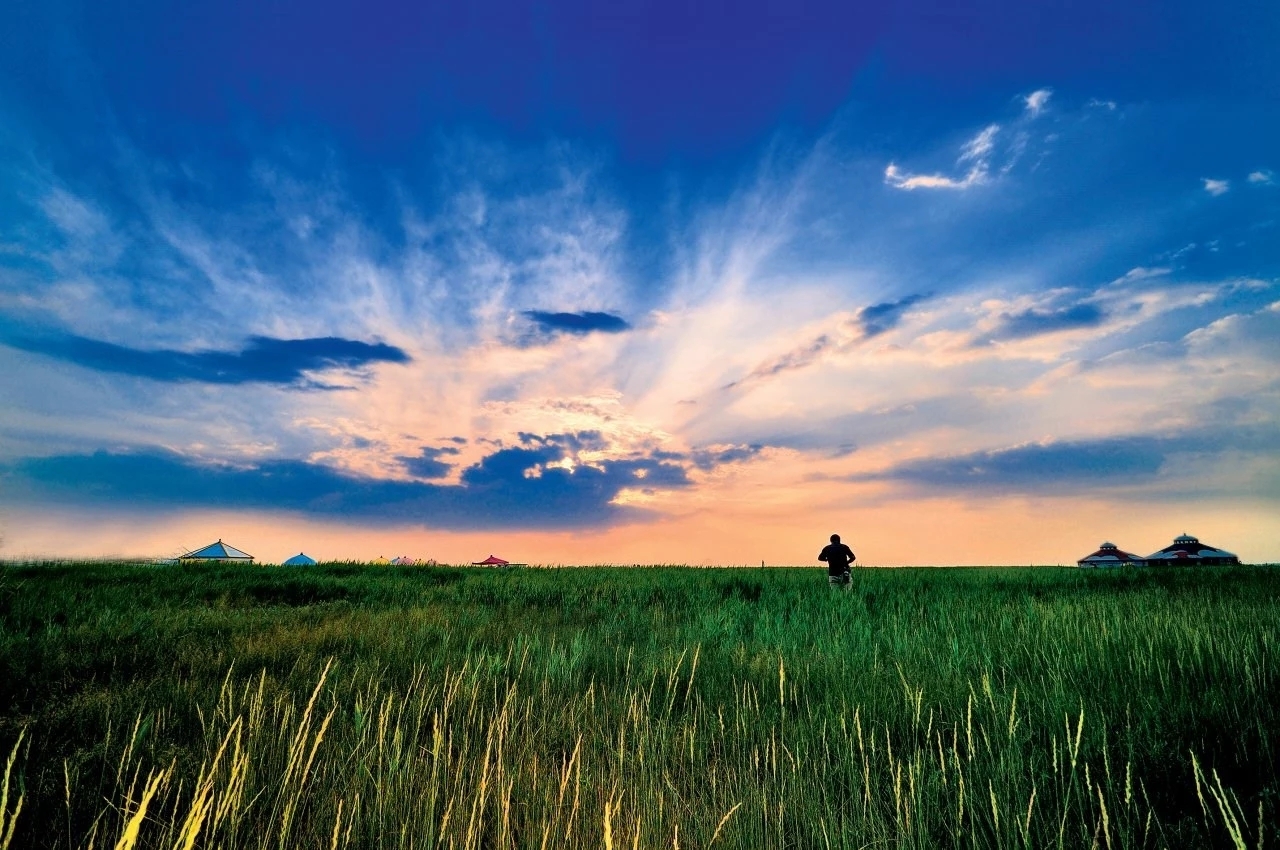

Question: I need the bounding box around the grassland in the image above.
[0,561,1277,849]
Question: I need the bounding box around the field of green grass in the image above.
[1,561,1277,849]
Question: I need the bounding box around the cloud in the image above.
[885,125,999,191]
[690,443,765,470]
[1023,89,1053,116]
[857,424,1280,498]
[1,442,693,529]
[1202,178,1230,196]
[1248,170,1274,185]
[989,302,1107,340]
[723,334,834,390]
[0,327,410,388]
[959,124,1001,163]
[863,437,1166,491]
[884,165,985,191]
[523,310,631,335]
[517,430,610,451]
[398,445,461,479]
[1086,98,1117,111]
[858,293,930,337]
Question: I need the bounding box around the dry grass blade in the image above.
[0,730,27,850]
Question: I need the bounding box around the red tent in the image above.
[472,554,510,566]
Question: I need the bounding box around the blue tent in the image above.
[282,552,318,566]
[180,539,253,561]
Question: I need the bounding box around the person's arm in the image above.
[818,547,828,562]
[845,545,856,562]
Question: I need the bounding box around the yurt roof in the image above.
[1079,542,1143,562]
[182,539,253,560]
[1146,533,1236,560]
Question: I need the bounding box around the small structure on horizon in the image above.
[282,552,317,566]
[180,539,254,562]
[471,554,527,567]
[391,556,417,566]
[1077,542,1145,568]
[1145,533,1239,566]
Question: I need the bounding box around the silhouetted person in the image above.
[819,533,856,588]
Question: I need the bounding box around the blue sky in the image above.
[1,0,1278,563]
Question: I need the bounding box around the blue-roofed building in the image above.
[282,552,317,566]
[179,539,254,562]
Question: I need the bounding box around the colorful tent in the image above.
[472,554,510,566]
[371,556,391,565]
[1077,542,1144,568]
[391,556,417,565]
[1145,534,1239,566]
[283,552,317,566]
[180,539,253,562]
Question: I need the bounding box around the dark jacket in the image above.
[819,543,856,575]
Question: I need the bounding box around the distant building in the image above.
[1077,542,1145,568]
[1145,533,1239,566]
[180,539,254,562]
[282,552,317,566]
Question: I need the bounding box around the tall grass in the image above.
[0,562,1276,847]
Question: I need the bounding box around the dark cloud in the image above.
[0,327,409,388]
[523,311,631,335]
[991,302,1106,340]
[858,293,930,337]
[860,437,1165,492]
[856,426,1280,499]
[1,440,691,529]
[398,446,461,479]
[690,444,765,470]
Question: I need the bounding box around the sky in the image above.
[1,0,1278,565]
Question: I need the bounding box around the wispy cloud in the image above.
[885,125,999,191]
[1248,170,1274,185]
[1023,88,1052,117]
[1087,98,1117,111]
[883,164,987,191]
[1202,178,1230,196]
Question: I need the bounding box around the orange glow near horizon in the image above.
[6,495,1275,567]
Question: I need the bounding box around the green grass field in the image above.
[1,561,1276,849]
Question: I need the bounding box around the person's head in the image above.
[830,533,841,543]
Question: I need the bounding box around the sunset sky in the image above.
[2,0,1278,565]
